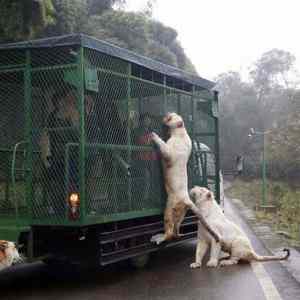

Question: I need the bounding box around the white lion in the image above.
[150,113,220,245]
[189,186,289,268]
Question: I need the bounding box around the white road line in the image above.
[251,261,283,300]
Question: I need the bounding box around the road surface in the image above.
[1,199,300,300]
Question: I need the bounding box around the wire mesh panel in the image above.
[130,79,165,213]
[0,69,27,218]
[29,45,81,223]
[31,71,80,222]
[192,94,219,197]
[85,79,128,216]
[166,90,180,114]
[0,35,220,225]
[178,94,193,135]
[84,54,166,218]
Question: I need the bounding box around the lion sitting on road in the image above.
[189,186,290,268]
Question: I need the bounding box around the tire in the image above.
[42,257,68,266]
[129,253,150,269]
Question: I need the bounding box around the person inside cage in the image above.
[40,86,80,214]
[132,113,162,202]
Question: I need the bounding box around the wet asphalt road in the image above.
[1,200,300,300]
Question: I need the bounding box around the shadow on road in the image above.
[0,243,206,299]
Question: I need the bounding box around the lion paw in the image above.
[206,259,218,268]
[219,259,238,267]
[150,234,165,245]
[190,262,202,269]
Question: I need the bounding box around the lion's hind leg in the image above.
[174,203,188,238]
[219,238,248,267]
[150,223,174,244]
[151,206,175,245]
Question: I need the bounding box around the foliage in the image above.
[85,9,196,71]
[217,49,300,180]
[227,179,300,243]
[267,108,300,180]
[0,0,55,42]
[46,0,88,36]
[0,0,196,73]
[87,0,126,15]
[250,49,296,97]
[86,10,149,54]
[216,72,263,173]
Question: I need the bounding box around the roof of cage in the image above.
[0,34,215,90]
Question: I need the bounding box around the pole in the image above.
[261,133,267,207]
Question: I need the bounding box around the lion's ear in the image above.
[207,192,212,200]
[0,244,7,251]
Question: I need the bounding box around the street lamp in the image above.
[248,128,272,209]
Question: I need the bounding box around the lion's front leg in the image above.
[190,239,209,269]
[185,199,221,243]
[206,239,221,268]
[151,132,171,160]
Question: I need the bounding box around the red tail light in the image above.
[68,193,80,220]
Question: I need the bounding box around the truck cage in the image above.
[0,34,219,265]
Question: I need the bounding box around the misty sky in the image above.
[125,0,300,81]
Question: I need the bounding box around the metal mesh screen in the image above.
[85,72,129,216]
[0,69,27,218]
[84,49,166,217]
[129,80,166,212]
[28,46,81,222]
[0,50,25,68]
[31,66,80,221]
[192,95,218,196]
[0,43,219,224]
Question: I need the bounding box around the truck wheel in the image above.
[129,253,150,269]
[42,257,66,266]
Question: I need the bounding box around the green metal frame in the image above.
[78,47,87,221]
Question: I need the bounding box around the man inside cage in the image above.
[132,113,162,203]
[40,85,127,214]
[40,85,80,215]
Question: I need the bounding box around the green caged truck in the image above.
[0,34,220,268]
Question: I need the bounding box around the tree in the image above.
[216,71,263,174]
[147,40,178,66]
[85,9,197,70]
[0,0,197,74]
[217,50,300,180]
[250,49,296,101]
[147,19,197,72]
[87,0,126,15]
[0,0,55,42]
[86,10,149,53]
[46,0,89,36]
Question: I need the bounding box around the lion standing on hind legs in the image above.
[150,112,220,245]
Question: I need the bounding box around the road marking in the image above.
[251,261,282,300]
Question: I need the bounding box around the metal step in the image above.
[100,231,197,266]
[99,215,198,266]
[99,215,198,244]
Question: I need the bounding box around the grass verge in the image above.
[226,178,300,246]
